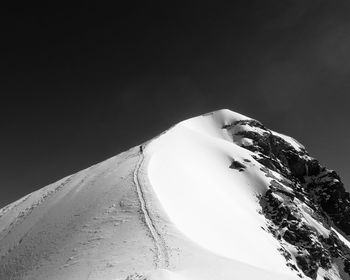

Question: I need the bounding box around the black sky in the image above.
[1,3,350,207]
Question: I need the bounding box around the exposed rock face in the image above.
[225,119,350,279]
[229,159,246,171]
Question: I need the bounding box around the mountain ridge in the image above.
[0,109,349,280]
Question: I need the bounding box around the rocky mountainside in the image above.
[224,118,350,279]
[0,109,349,280]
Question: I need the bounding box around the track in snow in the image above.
[133,145,169,268]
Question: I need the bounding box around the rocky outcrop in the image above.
[225,119,350,279]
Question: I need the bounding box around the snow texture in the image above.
[0,109,350,280]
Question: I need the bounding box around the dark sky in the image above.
[1,3,350,208]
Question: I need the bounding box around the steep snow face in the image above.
[146,110,298,278]
[1,109,350,280]
[146,109,350,280]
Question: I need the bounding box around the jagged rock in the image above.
[228,118,350,279]
[229,160,246,171]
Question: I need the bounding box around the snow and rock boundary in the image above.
[1,109,350,280]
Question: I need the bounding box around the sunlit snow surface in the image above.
[146,109,300,279]
[1,109,349,280]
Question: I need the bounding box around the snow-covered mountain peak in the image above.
[1,109,350,280]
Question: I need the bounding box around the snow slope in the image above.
[0,109,349,280]
[146,110,299,278]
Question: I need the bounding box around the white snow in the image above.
[146,109,301,279]
[1,108,344,280]
[235,123,267,136]
[0,148,158,280]
[333,227,350,249]
[301,209,330,238]
[272,131,305,151]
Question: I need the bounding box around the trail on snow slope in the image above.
[133,145,169,269]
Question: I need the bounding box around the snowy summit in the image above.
[1,109,350,280]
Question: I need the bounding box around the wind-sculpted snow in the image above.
[0,109,349,280]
